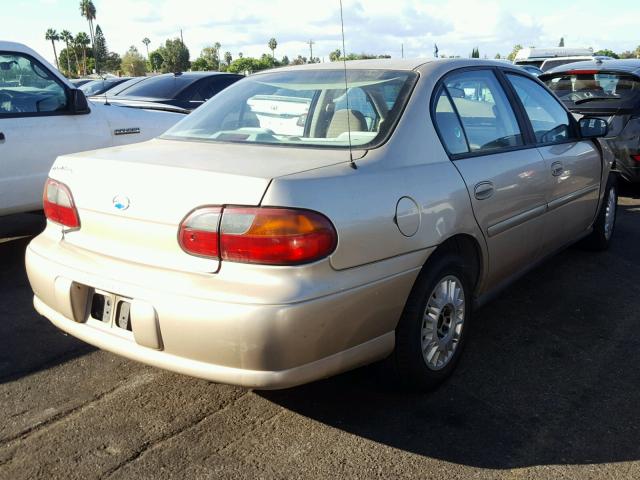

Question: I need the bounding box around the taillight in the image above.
[632,154,640,163]
[178,206,337,265]
[178,207,221,259]
[43,178,80,229]
[220,207,337,265]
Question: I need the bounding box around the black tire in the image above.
[384,252,472,392]
[580,174,618,251]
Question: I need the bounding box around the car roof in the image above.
[160,71,242,79]
[258,58,529,76]
[543,59,640,76]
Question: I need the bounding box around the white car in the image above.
[0,41,183,216]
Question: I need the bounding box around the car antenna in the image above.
[339,0,357,169]
[101,73,110,106]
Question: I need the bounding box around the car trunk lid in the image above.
[48,139,350,273]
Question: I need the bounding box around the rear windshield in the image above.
[542,72,640,109]
[162,69,417,149]
[80,78,128,96]
[120,74,194,99]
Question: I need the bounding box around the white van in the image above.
[514,47,594,68]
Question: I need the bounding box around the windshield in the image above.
[162,69,417,149]
[119,74,194,99]
[542,72,640,109]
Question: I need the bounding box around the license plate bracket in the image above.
[90,291,132,331]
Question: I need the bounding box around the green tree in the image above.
[329,49,341,61]
[157,38,190,73]
[291,55,307,65]
[104,52,122,73]
[194,44,221,71]
[558,37,565,47]
[94,25,107,72]
[470,47,480,58]
[281,55,289,66]
[224,51,233,66]
[494,53,502,59]
[594,49,619,59]
[142,37,151,58]
[75,32,90,75]
[121,46,147,76]
[268,38,278,58]
[507,44,523,62]
[79,0,97,70]
[60,30,73,75]
[149,50,164,72]
[45,29,60,69]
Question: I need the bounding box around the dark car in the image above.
[69,78,93,87]
[541,59,640,182]
[519,65,543,76]
[106,72,244,113]
[80,77,132,96]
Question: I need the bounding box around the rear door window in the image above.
[442,70,523,153]
[434,87,469,155]
[507,73,574,144]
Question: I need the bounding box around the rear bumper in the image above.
[26,234,426,389]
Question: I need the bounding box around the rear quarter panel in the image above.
[262,70,486,280]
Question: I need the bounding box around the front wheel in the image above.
[386,253,472,391]
[581,175,618,251]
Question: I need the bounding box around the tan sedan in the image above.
[26,59,617,390]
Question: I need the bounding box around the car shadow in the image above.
[260,200,640,469]
[0,213,95,384]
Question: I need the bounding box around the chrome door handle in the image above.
[551,161,564,177]
[474,181,495,200]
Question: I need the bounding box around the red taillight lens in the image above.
[567,70,599,75]
[179,206,337,265]
[220,207,337,265]
[43,178,80,229]
[178,207,221,258]
[632,154,640,163]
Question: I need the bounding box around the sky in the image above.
[3,0,640,65]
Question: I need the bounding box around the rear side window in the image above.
[507,73,573,144]
[441,70,523,153]
[434,88,468,154]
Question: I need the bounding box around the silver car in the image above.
[26,59,617,390]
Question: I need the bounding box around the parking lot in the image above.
[0,187,637,479]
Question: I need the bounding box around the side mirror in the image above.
[69,88,90,114]
[579,117,608,138]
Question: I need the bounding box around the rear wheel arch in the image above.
[422,234,483,294]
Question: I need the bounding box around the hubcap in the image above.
[421,275,465,371]
[604,186,617,240]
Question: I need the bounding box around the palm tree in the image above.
[224,51,232,66]
[268,38,278,59]
[75,32,90,75]
[45,29,60,69]
[142,37,151,58]
[79,0,97,70]
[60,30,73,75]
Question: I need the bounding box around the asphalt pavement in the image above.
[1,188,640,479]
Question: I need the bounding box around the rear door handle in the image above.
[551,161,564,177]
[0,132,5,143]
[474,181,495,200]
